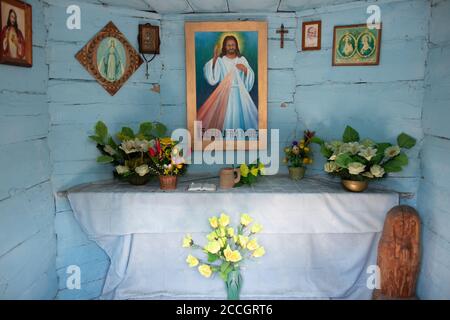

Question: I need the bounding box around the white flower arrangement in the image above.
[313,126,416,181]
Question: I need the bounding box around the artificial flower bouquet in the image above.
[283,130,315,180]
[89,121,167,185]
[182,213,265,300]
[237,160,265,186]
[313,125,416,191]
[148,137,188,189]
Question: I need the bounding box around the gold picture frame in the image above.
[75,21,143,96]
[185,21,268,151]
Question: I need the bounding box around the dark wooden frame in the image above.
[138,23,160,54]
[75,21,143,96]
[332,23,382,66]
[0,0,32,67]
[301,20,321,51]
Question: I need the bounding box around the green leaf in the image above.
[89,135,104,145]
[138,122,154,136]
[383,153,409,173]
[397,133,416,149]
[107,137,118,149]
[153,122,167,138]
[117,127,135,141]
[372,143,392,163]
[310,136,324,145]
[221,262,230,273]
[335,153,353,168]
[95,121,108,142]
[96,155,114,163]
[343,126,360,143]
[207,253,219,263]
[320,145,333,159]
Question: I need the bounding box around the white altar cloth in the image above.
[67,175,399,300]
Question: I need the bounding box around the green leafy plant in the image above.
[88,120,168,180]
[313,125,416,181]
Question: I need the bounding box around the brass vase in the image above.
[288,166,306,181]
[159,175,177,190]
[341,179,368,192]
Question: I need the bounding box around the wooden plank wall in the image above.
[0,0,57,299]
[417,0,450,299]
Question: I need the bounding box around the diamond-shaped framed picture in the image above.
[75,21,143,96]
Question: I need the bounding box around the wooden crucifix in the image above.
[276,24,289,48]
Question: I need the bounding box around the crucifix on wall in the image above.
[276,24,289,48]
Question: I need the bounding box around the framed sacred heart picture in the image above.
[76,21,143,96]
[332,24,382,66]
[185,21,268,151]
[0,0,32,67]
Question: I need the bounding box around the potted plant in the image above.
[283,130,315,180]
[313,126,416,192]
[148,137,187,190]
[236,160,265,186]
[89,121,167,185]
[182,213,265,300]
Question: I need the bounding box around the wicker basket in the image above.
[159,175,177,190]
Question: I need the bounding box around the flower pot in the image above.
[341,179,368,192]
[159,175,177,190]
[128,174,150,186]
[226,270,242,300]
[288,166,305,181]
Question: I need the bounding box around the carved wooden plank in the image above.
[373,205,421,299]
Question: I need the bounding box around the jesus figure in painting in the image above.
[197,35,258,132]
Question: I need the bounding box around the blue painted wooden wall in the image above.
[0,0,57,299]
[417,0,450,299]
[43,0,430,299]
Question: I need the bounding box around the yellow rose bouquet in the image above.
[182,213,265,300]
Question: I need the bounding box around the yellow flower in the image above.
[218,237,227,248]
[223,245,242,263]
[186,255,199,267]
[217,227,226,238]
[238,235,249,248]
[204,241,221,254]
[250,167,259,176]
[198,264,212,278]
[233,235,238,243]
[209,216,219,229]
[182,234,193,248]
[247,239,259,251]
[304,147,310,153]
[303,158,309,164]
[240,163,249,178]
[218,213,230,227]
[258,162,265,175]
[308,158,313,164]
[251,223,263,234]
[240,214,253,226]
[160,137,173,145]
[253,246,266,258]
[207,231,217,241]
[227,227,235,237]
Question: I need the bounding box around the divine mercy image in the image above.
[195,31,259,134]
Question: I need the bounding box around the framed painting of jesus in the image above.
[185,21,268,151]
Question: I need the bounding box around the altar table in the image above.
[67,175,399,300]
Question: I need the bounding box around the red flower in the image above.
[155,139,161,154]
[149,147,156,157]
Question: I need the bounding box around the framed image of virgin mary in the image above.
[0,0,32,67]
[185,21,268,151]
[76,21,143,96]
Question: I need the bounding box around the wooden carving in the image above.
[373,205,421,299]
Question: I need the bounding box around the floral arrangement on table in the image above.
[182,213,265,300]
[148,137,188,190]
[283,130,315,180]
[89,121,167,185]
[313,125,416,192]
[236,160,265,186]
